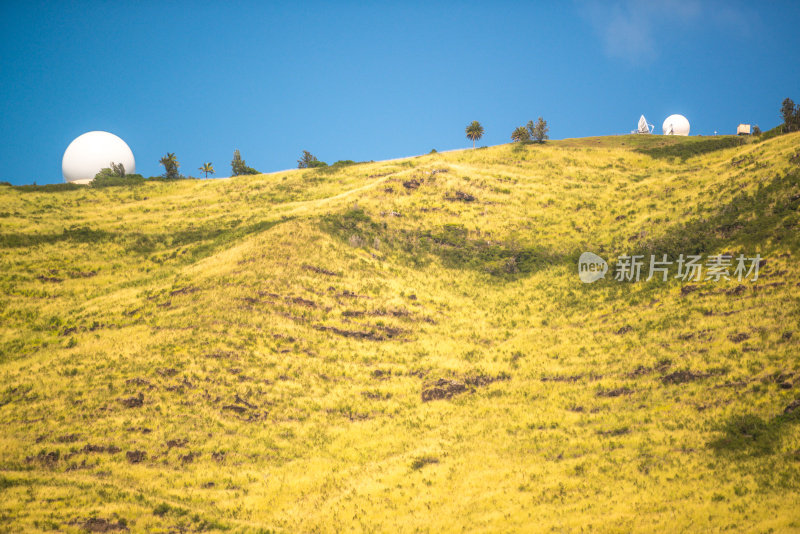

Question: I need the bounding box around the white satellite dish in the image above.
[636,115,654,134]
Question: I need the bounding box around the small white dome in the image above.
[62,131,135,184]
[662,114,690,136]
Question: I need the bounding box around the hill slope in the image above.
[1,134,799,532]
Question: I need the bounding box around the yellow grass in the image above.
[1,133,799,532]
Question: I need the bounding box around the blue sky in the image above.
[1,0,798,185]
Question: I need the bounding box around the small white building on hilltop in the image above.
[737,124,751,135]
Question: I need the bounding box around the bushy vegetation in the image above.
[755,124,784,143]
[91,163,146,188]
[231,149,259,176]
[4,182,84,192]
[297,150,327,168]
[510,125,530,142]
[527,116,549,142]
[159,152,181,180]
[309,160,365,177]
[781,97,800,132]
[91,173,146,188]
[0,132,799,532]
[634,135,747,160]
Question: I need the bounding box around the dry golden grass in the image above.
[1,133,799,532]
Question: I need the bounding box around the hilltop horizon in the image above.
[5,128,780,187]
[2,1,799,185]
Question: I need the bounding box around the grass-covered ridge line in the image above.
[0,133,799,532]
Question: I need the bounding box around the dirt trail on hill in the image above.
[275,172,398,217]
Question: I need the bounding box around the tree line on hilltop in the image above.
[7,96,798,191]
[85,95,800,189]
[463,117,549,148]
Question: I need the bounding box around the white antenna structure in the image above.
[633,115,654,134]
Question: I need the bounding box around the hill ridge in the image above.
[0,133,798,532]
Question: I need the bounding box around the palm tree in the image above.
[511,126,530,143]
[159,152,179,180]
[465,121,484,148]
[199,162,215,178]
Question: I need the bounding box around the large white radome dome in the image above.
[662,114,690,136]
[62,131,135,184]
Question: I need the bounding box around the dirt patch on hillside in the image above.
[69,518,128,532]
[541,374,588,382]
[291,296,316,307]
[726,285,747,296]
[661,370,710,384]
[81,444,121,454]
[596,386,634,398]
[313,324,405,341]
[180,451,199,464]
[203,350,238,360]
[27,450,60,467]
[156,367,179,377]
[169,286,199,297]
[421,372,510,402]
[361,390,392,400]
[331,288,371,299]
[446,191,476,202]
[371,369,392,379]
[119,393,143,408]
[36,274,63,283]
[680,284,700,296]
[421,379,467,402]
[126,450,146,464]
[676,330,713,341]
[784,399,800,414]
[124,377,155,391]
[302,264,338,276]
[597,427,631,437]
[635,359,672,377]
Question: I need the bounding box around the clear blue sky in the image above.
[1,0,799,184]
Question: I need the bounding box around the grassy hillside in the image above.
[1,133,799,532]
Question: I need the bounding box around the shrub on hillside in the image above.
[11,183,83,192]
[159,153,182,180]
[527,117,549,143]
[754,124,783,143]
[231,149,259,175]
[511,126,530,143]
[298,150,327,168]
[781,98,800,132]
[91,172,145,188]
